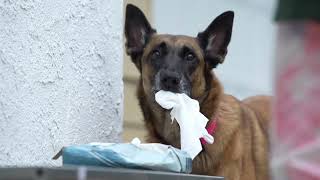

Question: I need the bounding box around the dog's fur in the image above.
[124,4,271,180]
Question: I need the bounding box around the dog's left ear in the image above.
[197,11,234,69]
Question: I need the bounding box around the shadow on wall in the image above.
[122,0,151,142]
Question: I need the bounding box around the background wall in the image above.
[0,0,123,166]
[153,0,276,99]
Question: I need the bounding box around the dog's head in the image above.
[125,4,233,100]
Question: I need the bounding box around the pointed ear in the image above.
[125,4,156,70]
[197,11,234,69]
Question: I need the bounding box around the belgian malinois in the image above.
[124,4,271,180]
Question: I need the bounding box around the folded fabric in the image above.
[61,138,192,173]
[155,90,214,159]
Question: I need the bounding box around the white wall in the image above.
[153,0,276,99]
[0,0,123,166]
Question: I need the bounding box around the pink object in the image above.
[272,22,320,180]
[200,118,217,145]
[287,141,320,180]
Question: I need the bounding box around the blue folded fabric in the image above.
[62,143,192,173]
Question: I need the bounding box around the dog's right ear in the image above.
[125,4,156,70]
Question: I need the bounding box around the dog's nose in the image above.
[160,71,181,92]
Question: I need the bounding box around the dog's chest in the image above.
[151,103,181,148]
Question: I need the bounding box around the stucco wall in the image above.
[0,0,123,166]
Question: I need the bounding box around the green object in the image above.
[275,0,320,22]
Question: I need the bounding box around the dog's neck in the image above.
[137,76,223,147]
[199,76,222,121]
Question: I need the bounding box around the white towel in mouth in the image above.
[155,90,214,159]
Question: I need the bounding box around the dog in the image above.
[124,4,271,180]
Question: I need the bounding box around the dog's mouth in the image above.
[153,88,180,94]
[153,88,190,97]
[152,86,191,113]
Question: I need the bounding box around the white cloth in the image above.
[155,90,214,159]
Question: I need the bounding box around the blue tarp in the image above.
[62,143,192,173]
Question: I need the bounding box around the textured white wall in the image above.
[0,0,123,166]
[153,0,276,99]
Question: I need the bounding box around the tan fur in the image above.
[132,34,271,180]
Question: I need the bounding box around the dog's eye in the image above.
[185,53,195,61]
[151,50,161,59]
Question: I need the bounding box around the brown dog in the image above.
[124,4,271,180]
